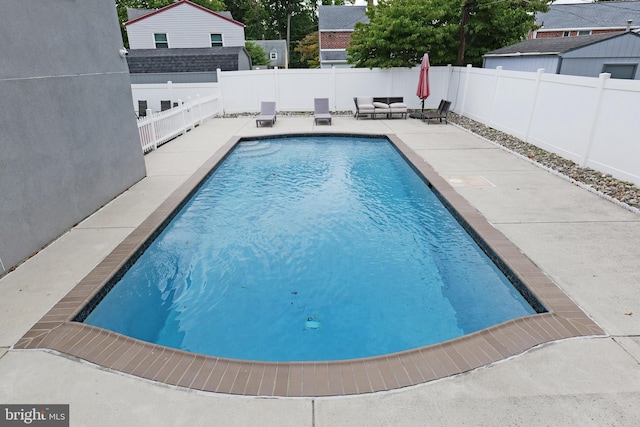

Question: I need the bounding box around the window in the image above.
[563,31,570,37]
[270,51,277,60]
[577,30,591,36]
[154,33,168,48]
[602,63,637,79]
[210,34,223,47]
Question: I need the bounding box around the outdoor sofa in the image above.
[353,96,408,119]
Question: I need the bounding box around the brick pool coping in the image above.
[16,133,604,397]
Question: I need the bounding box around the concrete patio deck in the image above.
[1,116,639,426]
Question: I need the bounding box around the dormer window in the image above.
[270,51,277,60]
[210,33,223,47]
[154,33,168,48]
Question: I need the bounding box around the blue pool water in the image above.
[84,136,536,362]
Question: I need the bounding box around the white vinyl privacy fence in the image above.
[136,94,221,152]
[131,66,640,186]
[447,65,640,186]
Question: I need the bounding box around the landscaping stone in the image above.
[448,112,640,210]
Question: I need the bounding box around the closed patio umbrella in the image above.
[411,53,431,119]
[417,53,431,108]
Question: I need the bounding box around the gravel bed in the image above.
[447,112,640,211]
[223,111,639,211]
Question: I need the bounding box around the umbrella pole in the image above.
[421,99,425,112]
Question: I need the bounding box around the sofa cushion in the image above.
[373,101,390,109]
[356,96,373,105]
[389,102,407,108]
[358,103,375,110]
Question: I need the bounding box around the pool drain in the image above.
[305,316,320,329]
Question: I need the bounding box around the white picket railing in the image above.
[136,94,221,153]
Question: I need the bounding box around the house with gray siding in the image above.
[125,0,251,84]
[533,1,640,38]
[250,40,288,69]
[126,0,245,49]
[318,6,369,69]
[484,31,640,79]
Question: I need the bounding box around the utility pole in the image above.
[287,13,291,69]
[457,0,476,66]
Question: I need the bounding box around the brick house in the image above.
[318,5,369,68]
[532,1,640,39]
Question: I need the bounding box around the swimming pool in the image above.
[82,135,537,361]
[17,131,603,397]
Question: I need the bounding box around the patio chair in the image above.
[353,96,375,119]
[256,101,277,127]
[314,98,332,125]
[422,100,451,124]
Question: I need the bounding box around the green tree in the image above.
[458,0,549,66]
[348,0,549,68]
[223,0,269,40]
[295,31,320,68]
[245,41,270,66]
[260,0,318,67]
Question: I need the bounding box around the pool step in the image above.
[235,141,281,157]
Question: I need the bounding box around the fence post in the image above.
[196,94,203,125]
[274,67,280,108]
[445,64,453,106]
[582,72,610,167]
[331,66,337,111]
[524,68,545,143]
[147,108,157,150]
[488,66,502,128]
[178,99,187,135]
[459,64,472,117]
[186,96,193,129]
[216,68,224,116]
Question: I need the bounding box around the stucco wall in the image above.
[0,1,146,275]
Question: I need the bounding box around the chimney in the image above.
[626,19,633,32]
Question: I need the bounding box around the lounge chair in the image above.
[422,100,451,124]
[314,98,332,125]
[256,101,277,127]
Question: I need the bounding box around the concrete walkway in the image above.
[1,116,639,426]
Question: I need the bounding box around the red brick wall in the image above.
[320,31,353,49]
[532,29,624,39]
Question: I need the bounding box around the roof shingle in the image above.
[126,47,244,73]
[536,1,640,29]
[319,6,368,31]
[485,32,625,55]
